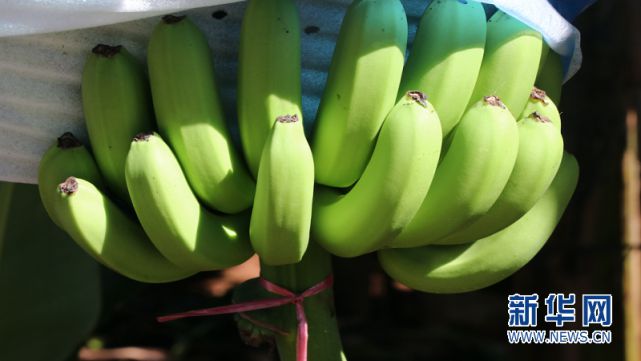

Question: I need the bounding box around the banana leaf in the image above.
[0,182,101,361]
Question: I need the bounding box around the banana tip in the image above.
[530,87,549,104]
[57,132,82,149]
[406,91,428,107]
[529,111,551,123]
[92,44,122,58]
[133,132,154,142]
[483,95,506,109]
[58,177,79,195]
[276,114,299,123]
[162,15,186,24]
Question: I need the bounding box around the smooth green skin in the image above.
[312,0,408,188]
[49,178,194,283]
[435,115,564,245]
[312,94,442,258]
[536,51,564,105]
[397,0,486,138]
[81,46,154,202]
[521,88,562,130]
[378,152,579,294]
[37,138,104,227]
[389,98,519,248]
[0,183,13,263]
[238,0,302,177]
[537,42,550,75]
[125,133,254,271]
[250,118,314,266]
[468,10,543,118]
[37,138,186,283]
[147,17,255,214]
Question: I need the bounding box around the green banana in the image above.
[238,0,302,177]
[147,15,255,214]
[38,133,190,282]
[536,51,564,104]
[468,10,544,117]
[537,42,551,75]
[48,177,194,283]
[389,96,519,248]
[398,0,486,137]
[435,111,564,245]
[521,87,562,130]
[38,132,105,227]
[312,0,408,188]
[81,44,154,201]
[250,115,314,266]
[312,92,441,258]
[378,151,579,293]
[125,132,254,271]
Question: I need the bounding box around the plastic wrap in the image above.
[0,0,594,184]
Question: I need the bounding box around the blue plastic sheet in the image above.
[0,0,594,79]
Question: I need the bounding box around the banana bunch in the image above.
[372,4,577,293]
[35,0,578,294]
[36,1,311,282]
[379,152,579,293]
[38,15,259,282]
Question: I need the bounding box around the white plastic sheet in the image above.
[478,0,582,80]
[0,0,584,78]
[0,1,242,36]
[0,0,590,184]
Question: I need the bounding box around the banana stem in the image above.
[623,107,641,361]
[260,241,347,361]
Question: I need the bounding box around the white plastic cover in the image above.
[0,0,588,184]
[0,1,242,36]
[0,0,584,77]
[480,0,582,80]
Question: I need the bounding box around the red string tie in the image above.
[157,274,334,361]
